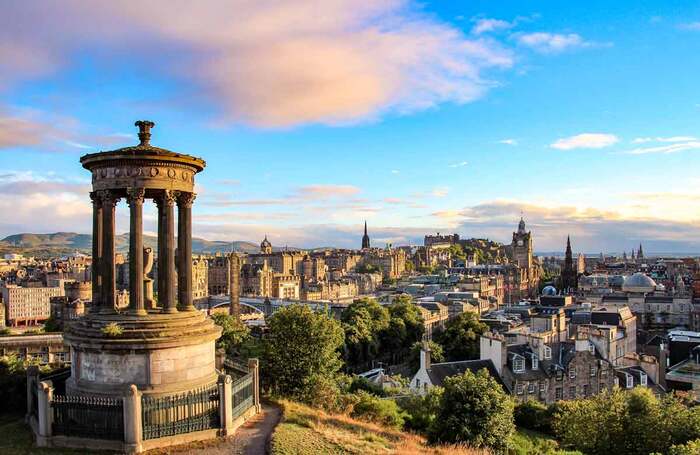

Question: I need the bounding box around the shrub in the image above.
[514,400,555,435]
[101,322,123,337]
[349,376,386,397]
[669,439,700,455]
[398,387,443,434]
[350,390,406,429]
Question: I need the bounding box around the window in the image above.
[640,373,647,386]
[513,356,525,373]
[516,383,524,395]
[532,355,539,370]
[601,367,608,377]
[569,367,576,379]
[528,382,535,394]
[590,365,597,377]
[583,384,589,396]
[626,374,633,389]
[569,386,577,398]
[544,346,552,360]
[589,343,595,354]
[555,387,563,400]
[539,382,546,393]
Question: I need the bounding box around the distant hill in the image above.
[0,232,261,257]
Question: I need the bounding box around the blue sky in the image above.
[1,1,700,253]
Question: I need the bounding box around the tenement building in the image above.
[1,284,64,327]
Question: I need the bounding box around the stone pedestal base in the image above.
[64,310,222,397]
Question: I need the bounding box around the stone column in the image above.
[218,374,234,435]
[248,358,261,412]
[127,188,146,316]
[36,380,53,447]
[157,190,177,313]
[90,191,103,310]
[123,384,143,453]
[99,190,119,313]
[177,192,196,311]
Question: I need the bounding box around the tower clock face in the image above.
[518,240,523,246]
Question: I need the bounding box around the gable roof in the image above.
[427,359,509,392]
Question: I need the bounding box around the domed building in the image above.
[542,285,558,296]
[622,272,657,293]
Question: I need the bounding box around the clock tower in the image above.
[512,217,532,269]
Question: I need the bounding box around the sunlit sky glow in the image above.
[1,1,700,254]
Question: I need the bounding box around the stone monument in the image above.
[65,120,222,397]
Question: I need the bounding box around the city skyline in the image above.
[1,1,700,253]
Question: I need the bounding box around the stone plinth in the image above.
[64,310,221,397]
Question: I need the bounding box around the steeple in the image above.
[562,235,577,292]
[361,220,370,249]
[637,243,644,259]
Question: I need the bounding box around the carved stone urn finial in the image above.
[134,120,155,146]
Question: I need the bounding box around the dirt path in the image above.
[153,403,281,455]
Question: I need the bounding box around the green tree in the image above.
[211,312,250,355]
[669,439,700,455]
[435,311,487,361]
[428,369,515,453]
[554,388,700,455]
[43,316,62,332]
[263,304,345,401]
[399,386,443,433]
[449,244,466,260]
[342,298,390,370]
[407,340,444,374]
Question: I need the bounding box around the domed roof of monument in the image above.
[541,285,557,296]
[622,272,657,292]
[80,120,205,172]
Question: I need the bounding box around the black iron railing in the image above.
[231,372,254,419]
[141,384,220,440]
[52,395,124,441]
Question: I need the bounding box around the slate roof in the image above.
[615,366,665,395]
[426,359,509,392]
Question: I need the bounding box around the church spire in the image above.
[362,220,370,249]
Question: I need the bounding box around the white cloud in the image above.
[631,136,696,144]
[625,141,700,155]
[472,18,513,35]
[515,32,589,53]
[391,169,400,174]
[498,138,518,145]
[449,161,468,168]
[550,133,619,150]
[0,1,514,128]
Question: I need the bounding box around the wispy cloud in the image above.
[679,22,700,31]
[515,32,592,54]
[0,1,514,128]
[498,138,518,145]
[472,18,513,35]
[631,136,696,144]
[449,161,468,168]
[391,169,400,174]
[625,141,700,155]
[551,133,619,150]
[431,187,449,197]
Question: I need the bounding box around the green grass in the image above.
[509,429,582,455]
[0,415,87,455]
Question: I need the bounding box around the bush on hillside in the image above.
[514,400,556,435]
[398,387,443,434]
[350,390,406,429]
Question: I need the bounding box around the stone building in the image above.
[241,261,274,297]
[360,247,406,280]
[1,284,64,326]
[0,333,69,365]
[480,332,616,404]
[207,254,231,295]
[272,274,300,300]
[191,256,209,303]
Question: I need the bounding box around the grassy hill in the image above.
[270,400,486,455]
[0,232,261,257]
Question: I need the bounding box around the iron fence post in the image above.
[248,358,261,412]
